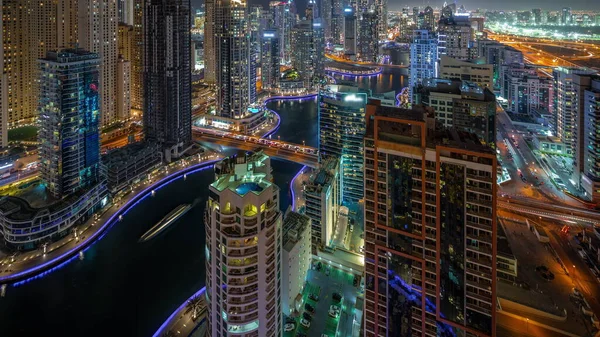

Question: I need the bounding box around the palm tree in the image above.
[186,295,203,320]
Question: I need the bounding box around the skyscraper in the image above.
[261,30,281,91]
[205,151,282,337]
[363,102,497,337]
[2,1,78,125]
[38,49,102,198]
[421,6,434,30]
[215,0,252,119]
[204,0,216,83]
[581,77,600,203]
[331,0,344,45]
[357,9,378,63]
[291,20,318,88]
[375,0,387,40]
[319,85,369,203]
[143,0,192,161]
[409,30,438,102]
[561,7,572,25]
[118,0,134,24]
[270,1,296,65]
[553,67,594,157]
[0,4,7,148]
[437,14,475,61]
[78,0,119,127]
[343,7,357,58]
[131,0,145,110]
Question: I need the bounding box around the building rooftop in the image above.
[365,104,495,156]
[282,211,311,252]
[103,141,158,169]
[210,151,274,197]
[305,156,339,195]
[419,79,495,101]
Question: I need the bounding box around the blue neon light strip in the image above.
[3,160,220,285]
[325,68,382,77]
[152,286,207,337]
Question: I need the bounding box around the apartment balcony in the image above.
[466,221,492,232]
[466,278,492,291]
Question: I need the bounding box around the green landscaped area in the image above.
[8,126,38,142]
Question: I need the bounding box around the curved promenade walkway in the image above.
[0,154,222,286]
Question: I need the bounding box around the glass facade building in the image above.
[318,85,369,203]
[38,49,102,199]
[143,0,192,162]
[363,103,497,337]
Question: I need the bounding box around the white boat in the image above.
[139,204,192,242]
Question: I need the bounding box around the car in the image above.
[328,309,339,318]
[303,312,313,321]
[284,323,295,332]
[309,293,319,301]
[330,304,340,312]
[325,268,330,276]
[304,303,315,314]
[300,318,311,328]
[359,246,364,253]
[349,224,354,232]
[332,293,342,302]
[286,316,296,324]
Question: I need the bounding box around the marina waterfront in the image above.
[0,70,406,336]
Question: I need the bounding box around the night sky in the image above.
[191,0,599,12]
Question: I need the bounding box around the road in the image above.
[152,287,208,337]
[496,107,583,207]
[324,53,408,68]
[497,312,580,337]
[194,131,319,168]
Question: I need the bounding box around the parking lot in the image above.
[284,259,362,337]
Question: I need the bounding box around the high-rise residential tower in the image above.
[118,0,134,24]
[319,85,369,203]
[205,151,282,337]
[375,0,387,40]
[143,0,192,161]
[38,49,103,198]
[581,76,600,203]
[261,30,281,91]
[78,0,119,127]
[131,0,145,110]
[343,7,357,58]
[437,14,475,61]
[0,4,6,148]
[204,0,216,83]
[2,1,78,125]
[363,102,497,337]
[357,9,378,63]
[409,30,438,102]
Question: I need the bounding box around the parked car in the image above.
[303,312,313,321]
[332,293,342,302]
[300,318,311,328]
[309,293,319,301]
[284,323,295,332]
[304,303,315,314]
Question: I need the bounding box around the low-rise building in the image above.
[281,210,311,315]
[532,135,566,155]
[103,141,162,193]
[415,79,496,146]
[304,156,340,247]
[439,55,494,89]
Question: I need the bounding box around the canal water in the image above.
[0,70,405,337]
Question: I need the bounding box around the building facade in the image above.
[38,49,103,199]
[78,0,119,127]
[261,30,281,90]
[439,55,494,90]
[143,0,192,162]
[363,103,497,337]
[357,9,379,63]
[343,7,357,58]
[304,156,340,247]
[581,77,600,203]
[282,211,311,315]
[205,152,282,337]
[501,64,553,115]
[437,15,475,61]
[319,85,369,203]
[409,30,438,102]
[416,79,496,146]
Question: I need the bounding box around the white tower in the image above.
[205,151,282,337]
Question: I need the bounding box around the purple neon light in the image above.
[263,94,317,138]
[290,166,308,212]
[152,286,207,337]
[1,159,220,284]
[325,68,382,77]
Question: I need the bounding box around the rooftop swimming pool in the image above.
[235,182,263,195]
